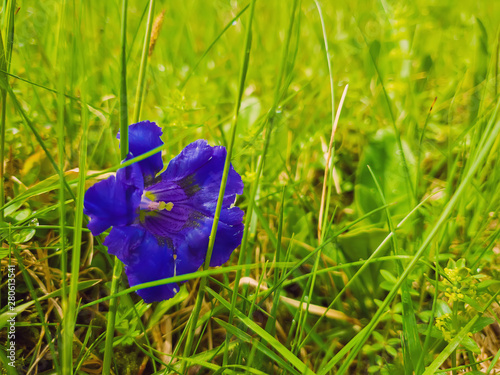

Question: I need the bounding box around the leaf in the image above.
[11,218,39,244]
[461,335,480,354]
[337,227,394,298]
[471,317,494,333]
[417,324,442,339]
[238,96,261,131]
[355,128,415,224]
[462,295,482,312]
[0,169,82,218]
[380,269,397,284]
[477,279,500,291]
[0,247,9,260]
[0,301,35,330]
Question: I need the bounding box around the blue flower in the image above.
[84,121,244,302]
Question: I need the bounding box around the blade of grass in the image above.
[0,73,78,208]
[314,0,341,242]
[55,0,71,372]
[215,318,300,375]
[132,0,155,123]
[263,187,285,337]
[416,96,437,204]
[367,165,422,374]
[180,3,250,90]
[0,68,108,113]
[224,0,299,366]
[66,2,89,374]
[415,255,441,374]
[0,0,14,223]
[119,0,129,154]
[354,13,415,204]
[298,192,436,352]
[209,288,315,375]
[0,57,5,225]
[182,1,257,371]
[102,0,130,373]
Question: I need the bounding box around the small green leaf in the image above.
[355,129,415,224]
[471,317,494,333]
[461,335,480,354]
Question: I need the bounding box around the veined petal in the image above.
[118,121,164,182]
[140,140,244,274]
[174,206,244,275]
[83,163,143,236]
[105,225,178,303]
[161,140,244,215]
[162,140,213,181]
[138,194,244,274]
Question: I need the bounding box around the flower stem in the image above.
[181,0,257,370]
[102,0,128,373]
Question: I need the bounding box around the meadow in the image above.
[1,0,500,374]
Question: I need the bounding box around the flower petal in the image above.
[161,139,244,215]
[83,163,143,236]
[174,206,245,275]
[118,121,164,182]
[142,140,244,273]
[105,225,178,303]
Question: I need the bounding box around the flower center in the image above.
[139,191,174,212]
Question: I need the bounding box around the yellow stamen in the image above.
[145,190,156,201]
[158,201,174,211]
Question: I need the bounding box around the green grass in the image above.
[1,0,500,374]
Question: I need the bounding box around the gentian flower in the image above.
[83,121,244,303]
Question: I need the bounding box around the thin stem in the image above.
[318,84,348,241]
[0,0,16,224]
[67,2,89,374]
[132,0,155,123]
[182,0,257,370]
[56,0,71,373]
[180,4,249,90]
[223,0,299,366]
[120,0,129,158]
[0,89,6,224]
[102,260,123,373]
[314,0,336,242]
[102,0,129,373]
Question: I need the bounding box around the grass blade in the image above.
[102,0,130,373]
[209,288,316,375]
[182,0,257,370]
[132,0,155,123]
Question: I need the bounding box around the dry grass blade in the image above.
[239,277,361,327]
[317,84,349,241]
